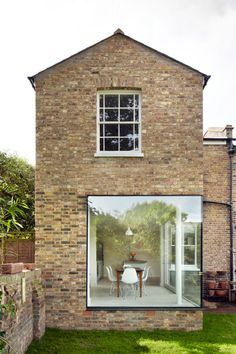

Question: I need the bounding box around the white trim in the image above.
[94,152,144,157]
[96,90,142,156]
[182,223,199,269]
[203,140,226,145]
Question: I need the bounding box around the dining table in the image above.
[116,267,143,298]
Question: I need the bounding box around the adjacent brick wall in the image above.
[232,153,236,277]
[35,33,204,330]
[203,144,231,273]
[0,269,45,354]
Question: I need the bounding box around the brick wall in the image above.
[0,269,45,354]
[35,33,204,330]
[203,144,231,273]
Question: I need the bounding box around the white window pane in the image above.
[105,109,118,121]
[120,109,134,121]
[120,94,134,107]
[105,95,118,107]
[120,124,133,137]
[105,124,118,137]
[100,138,104,151]
[105,138,119,151]
[99,109,103,121]
[99,95,104,108]
[184,246,195,265]
[120,137,134,150]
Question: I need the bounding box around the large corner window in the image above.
[87,196,202,309]
[95,91,143,157]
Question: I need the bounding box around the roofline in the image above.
[28,31,211,89]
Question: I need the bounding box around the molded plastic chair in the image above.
[121,267,139,298]
[106,266,117,295]
[142,266,151,295]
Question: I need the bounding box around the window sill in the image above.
[94,152,144,158]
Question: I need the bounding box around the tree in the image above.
[0,152,34,232]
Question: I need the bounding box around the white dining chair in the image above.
[106,266,117,295]
[121,267,139,298]
[142,266,151,295]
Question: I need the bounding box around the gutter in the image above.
[227,136,236,281]
[27,76,35,90]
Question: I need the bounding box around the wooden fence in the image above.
[1,239,35,263]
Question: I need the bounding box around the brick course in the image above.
[34,33,204,330]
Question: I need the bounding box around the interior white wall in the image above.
[103,238,160,280]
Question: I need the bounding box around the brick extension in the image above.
[32,31,209,330]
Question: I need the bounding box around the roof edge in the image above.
[28,30,210,89]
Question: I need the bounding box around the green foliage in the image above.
[0,286,16,320]
[123,201,177,254]
[92,201,181,257]
[0,152,34,232]
[26,314,236,354]
[0,196,28,234]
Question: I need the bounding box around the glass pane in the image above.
[99,109,103,121]
[120,124,133,137]
[105,138,118,151]
[120,109,134,121]
[135,109,139,121]
[184,224,195,245]
[120,95,134,107]
[120,137,134,151]
[197,225,201,268]
[184,233,195,245]
[135,95,139,108]
[135,137,139,150]
[105,95,118,107]
[100,125,104,137]
[99,95,103,108]
[135,124,139,135]
[105,124,118,137]
[182,270,200,306]
[184,246,195,265]
[105,109,118,121]
[100,138,104,151]
[88,195,201,308]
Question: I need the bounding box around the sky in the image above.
[0,0,235,165]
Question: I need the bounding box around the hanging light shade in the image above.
[125,226,133,236]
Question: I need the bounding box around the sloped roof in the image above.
[28,28,210,89]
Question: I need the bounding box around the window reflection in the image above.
[87,196,202,308]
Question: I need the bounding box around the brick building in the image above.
[28,29,235,330]
[203,126,235,283]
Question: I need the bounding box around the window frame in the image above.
[86,195,203,310]
[95,90,144,157]
[182,223,199,271]
[168,223,200,272]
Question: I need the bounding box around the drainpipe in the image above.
[225,125,235,281]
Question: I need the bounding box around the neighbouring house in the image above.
[28,29,236,331]
[203,126,236,286]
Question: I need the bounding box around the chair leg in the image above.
[109,282,115,295]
